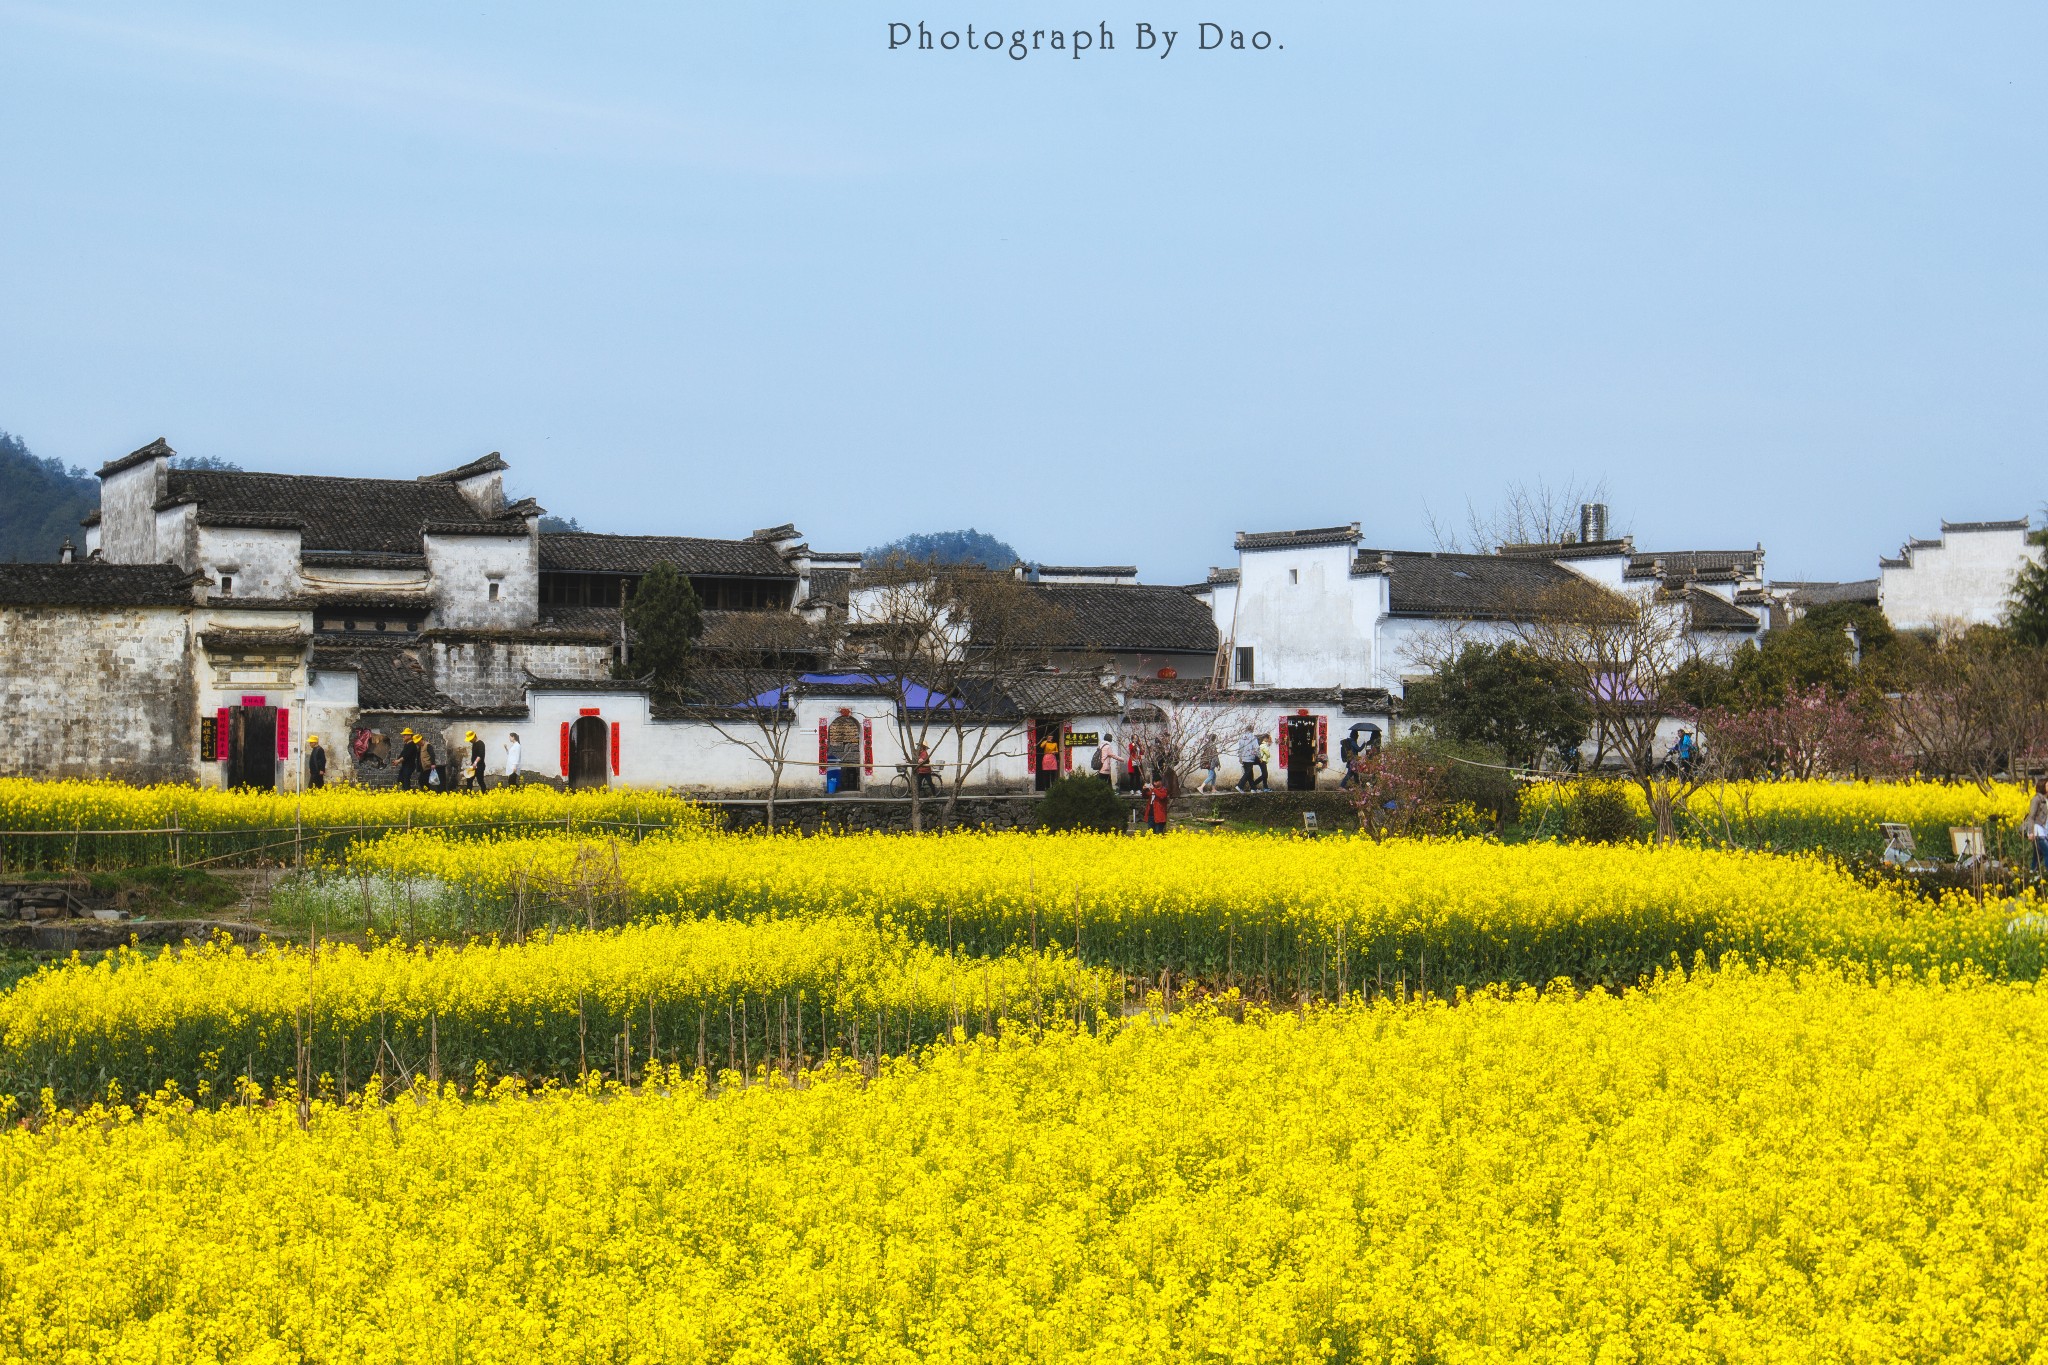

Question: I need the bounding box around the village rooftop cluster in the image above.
[0,439,2032,796]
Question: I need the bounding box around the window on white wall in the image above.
[488,581,500,601]
[218,575,234,596]
[1288,569,1298,584]
[1235,646,1255,684]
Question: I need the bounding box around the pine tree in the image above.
[619,563,703,691]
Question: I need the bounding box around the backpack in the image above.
[1091,746,1106,773]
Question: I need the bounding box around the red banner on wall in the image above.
[862,719,874,775]
[276,708,290,760]
[610,722,621,776]
[215,707,230,761]
[559,722,571,777]
[818,720,830,774]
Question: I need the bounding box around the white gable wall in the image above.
[1880,523,2037,631]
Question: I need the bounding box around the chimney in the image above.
[1579,503,1608,544]
[58,540,75,565]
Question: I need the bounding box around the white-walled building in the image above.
[1878,518,2038,631]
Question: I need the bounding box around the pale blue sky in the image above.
[2,2,2042,582]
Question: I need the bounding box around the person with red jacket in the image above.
[1144,774,1171,835]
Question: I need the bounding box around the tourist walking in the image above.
[395,728,421,790]
[420,736,443,790]
[1255,734,1273,791]
[1094,733,1119,784]
[1234,729,1260,792]
[1198,733,1220,793]
[501,732,522,787]
[464,730,489,793]
[305,734,327,789]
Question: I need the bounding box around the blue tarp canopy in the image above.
[741,672,963,710]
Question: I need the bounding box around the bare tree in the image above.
[848,558,1072,830]
[1121,687,1268,792]
[1427,475,1617,553]
[1886,624,2048,787]
[687,614,836,831]
[1506,579,1705,840]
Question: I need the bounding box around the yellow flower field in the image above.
[356,827,2048,991]
[4,965,2044,1363]
[0,920,1110,1109]
[1520,776,2033,854]
[0,777,711,870]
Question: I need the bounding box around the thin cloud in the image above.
[0,2,870,176]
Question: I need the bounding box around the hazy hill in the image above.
[866,529,1019,569]
[0,431,95,564]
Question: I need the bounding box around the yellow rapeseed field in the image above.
[1520,776,2032,853]
[4,965,2044,1363]
[0,778,710,870]
[0,920,1112,1108]
[356,828,2048,991]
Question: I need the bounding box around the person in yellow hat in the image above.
[462,729,489,793]
[395,728,422,790]
[305,734,327,789]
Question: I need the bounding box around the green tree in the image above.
[1407,642,1590,768]
[2006,532,2048,647]
[619,563,703,692]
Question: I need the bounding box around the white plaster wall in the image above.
[304,669,360,784]
[1559,553,1630,592]
[0,605,197,783]
[198,526,303,599]
[428,639,610,708]
[1230,546,1379,688]
[152,505,198,572]
[424,532,541,630]
[96,459,166,564]
[300,565,431,593]
[1880,527,2037,630]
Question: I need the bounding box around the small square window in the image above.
[1288,569,1298,585]
[218,575,233,596]
[488,582,500,601]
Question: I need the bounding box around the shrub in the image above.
[1035,775,1130,833]
[1562,782,1639,844]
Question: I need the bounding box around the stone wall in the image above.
[0,605,197,784]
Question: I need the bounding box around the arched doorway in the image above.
[1285,716,1318,791]
[568,716,610,789]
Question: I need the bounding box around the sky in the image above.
[1,1,2043,584]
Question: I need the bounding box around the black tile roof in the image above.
[1023,584,1219,653]
[420,453,508,483]
[1775,579,1881,608]
[806,567,854,608]
[1626,549,1763,583]
[309,644,458,713]
[1669,585,1761,632]
[1124,678,1400,714]
[1235,524,1361,552]
[1942,517,2029,533]
[539,532,794,578]
[0,563,202,607]
[300,550,428,570]
[160,469,504,554]
[1495,538,1633,561]
[1001,675,1122,716]
[1383,551,1589,618]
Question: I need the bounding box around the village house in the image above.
[3,440,1140,794]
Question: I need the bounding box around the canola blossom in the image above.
[0,921,1112,1109]
[1520,775,2033,854]
[4,966,2045,1363]
[0,778,711,870]
[356,828,2048,992]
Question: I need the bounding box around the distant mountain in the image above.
[170,454,241,471]
[866,529,1019,569]
[539,515,584,533]
[0,430,95,564]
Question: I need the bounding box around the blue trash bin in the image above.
[825,768,841,795]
